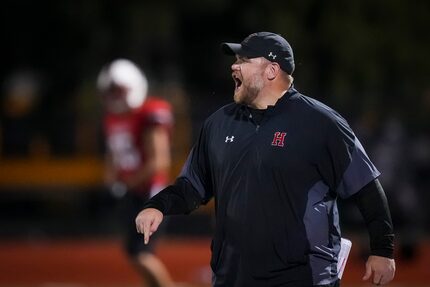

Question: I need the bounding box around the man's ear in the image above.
[267,62,281,80]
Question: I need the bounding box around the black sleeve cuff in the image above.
[143,178,203,215]
[142,199,167,214]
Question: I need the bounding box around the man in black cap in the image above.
[136,32,396,286]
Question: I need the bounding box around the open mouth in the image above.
[232,74,242,91]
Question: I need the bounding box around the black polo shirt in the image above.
[167,87,380,286]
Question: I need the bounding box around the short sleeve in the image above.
[317,115,380,198]
[146,105,173,127]
[139,98,174,130]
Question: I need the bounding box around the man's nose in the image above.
[231,63,241,71]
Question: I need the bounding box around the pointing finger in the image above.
[143,218,151,245]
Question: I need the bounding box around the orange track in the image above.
[0,237,428,286]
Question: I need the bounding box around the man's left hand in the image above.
[362,255,396,285]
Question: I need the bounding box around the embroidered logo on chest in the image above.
[271,132,286,147]
[225,136,235,143]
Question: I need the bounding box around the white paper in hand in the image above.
[337,238,352,279]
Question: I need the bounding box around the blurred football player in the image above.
[97,59,174,287]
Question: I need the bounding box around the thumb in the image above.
[362,262,372,281]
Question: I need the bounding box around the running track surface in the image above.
[0,237,429,286]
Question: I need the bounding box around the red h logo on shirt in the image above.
[271,132,287,147]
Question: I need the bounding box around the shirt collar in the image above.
[264,85,297,116]
[238,85,298,118]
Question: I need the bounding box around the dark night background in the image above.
[0,0,429,268]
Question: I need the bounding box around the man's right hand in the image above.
[135,208,164,244]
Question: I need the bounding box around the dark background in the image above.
[0,0,429,260]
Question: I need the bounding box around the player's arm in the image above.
[124,125,171,190]
[352,179,396,285]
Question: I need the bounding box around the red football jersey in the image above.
[104,97,173,194]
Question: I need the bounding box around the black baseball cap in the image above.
[221,32,295,75]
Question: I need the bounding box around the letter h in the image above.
[271,132,286,147]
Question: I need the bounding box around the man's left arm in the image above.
[352,179,396,285]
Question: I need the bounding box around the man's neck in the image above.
[250,87,290,109]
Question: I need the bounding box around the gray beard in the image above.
[240,86,259,105]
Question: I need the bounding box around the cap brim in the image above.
[221,43,242,55]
